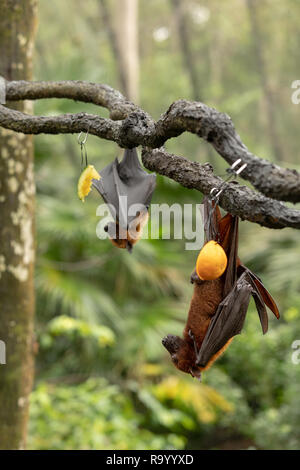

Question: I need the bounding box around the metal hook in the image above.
[210,159,248,203]
[207,159,248,239]
[77,129,89,168]
[210,187,223,199]
[77,129,89,146]
[227,158,248,176]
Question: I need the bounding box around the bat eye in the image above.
[104,225,108,232]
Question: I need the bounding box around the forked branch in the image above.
[0,78,300,229]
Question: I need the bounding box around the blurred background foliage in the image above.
[28,0,300,450]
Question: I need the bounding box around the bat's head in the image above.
[162,335,202,381]
[162,334,183,356]
[104,211,149,252]
[104,222,133,252]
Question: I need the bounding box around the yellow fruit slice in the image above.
[196,240,228,281]
[77,165,101,202]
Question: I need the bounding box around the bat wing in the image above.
[222,216,239,297]
[217,210,279,330]
[196,272,252,367]
[92,148,156,229]
[116,148,156,225]
[203,197,222,241]
[92,158,120,220]
[239,264,280,324]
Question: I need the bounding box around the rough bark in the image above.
[0,0,37,450]
[142,148,300,229]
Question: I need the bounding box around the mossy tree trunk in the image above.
[0,0,38,449]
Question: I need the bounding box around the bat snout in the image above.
[162,334,183,355]
[126,241,133,253]
[190,368,202,381]
[162,335,172,350]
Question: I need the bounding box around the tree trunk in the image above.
[115,0,139,102]
[246,0,283,163]
[170,0,218,166]
[171,0,201,101]
[98,0,128,95]
[0,0,38,449]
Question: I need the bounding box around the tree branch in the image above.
[1,79,300,228]
[5,80,138,119]
[142,148,300,230]
[0,104,122,142]
[3,79,300,203]
[156,100,300,203]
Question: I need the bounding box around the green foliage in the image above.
[28,379,185,450]
[251,362,300,450]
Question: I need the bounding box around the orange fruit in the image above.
[196,240,227,281]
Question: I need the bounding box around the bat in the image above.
[162,198,280,380]
[92,148,156,252]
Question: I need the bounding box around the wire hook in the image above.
[209,159,248,204]
[207,159,248,240]
[78,130,89,146]
[77,129,89,168]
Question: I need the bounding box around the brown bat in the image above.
[162,198,280,380]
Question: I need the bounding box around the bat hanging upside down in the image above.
[162,197,280,380]
[92,148,156,252]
